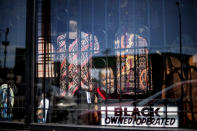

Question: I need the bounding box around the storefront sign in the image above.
[101,106,178,127]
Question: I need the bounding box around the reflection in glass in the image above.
[115,33,152,95]
[57,27,99,97]
[35,0,197,128]
[37,37,55,78]
[0,0,26,122]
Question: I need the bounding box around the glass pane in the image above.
[0,0,26,121]
[35,0,197,128]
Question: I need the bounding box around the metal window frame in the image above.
[23,0,197,129]
[25,0,36,125]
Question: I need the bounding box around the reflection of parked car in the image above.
[78,79,197,127]
[137,80,197,106]
[137,79,197,128]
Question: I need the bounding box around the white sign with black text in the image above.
[101,106,178,127]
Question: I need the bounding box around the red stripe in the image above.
[68,82,73,89]
[73,53,78,61]
[97,88,106,100]
[81,43,92,51]
[72,86,79,96]
[68,64,73,70]
[81,56,90,67]
[69,39,78,52]
[60,90,66,97]
[62,71,66,78]
[61,58,66,70]
[59,40,65,48]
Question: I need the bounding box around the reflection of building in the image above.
[14,48,25,83]
[37,37,55,78]
[162,53,197,125]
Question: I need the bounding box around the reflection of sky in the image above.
[0,0,26,68]
[1,0,197,68]
[51,0,197,58]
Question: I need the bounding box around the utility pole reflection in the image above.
[2,28,9,69]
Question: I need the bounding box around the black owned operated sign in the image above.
[101,106,178,127]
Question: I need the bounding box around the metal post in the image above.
[176,2,183,77]
[25,0,35,125]
[176,1,184,127]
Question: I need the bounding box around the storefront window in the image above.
[35,0,197,128]
[0,0,26,122]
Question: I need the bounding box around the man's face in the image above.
[100,68,114,94]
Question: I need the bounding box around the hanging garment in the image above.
[57,32,99,96]
[114,32,152,95]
